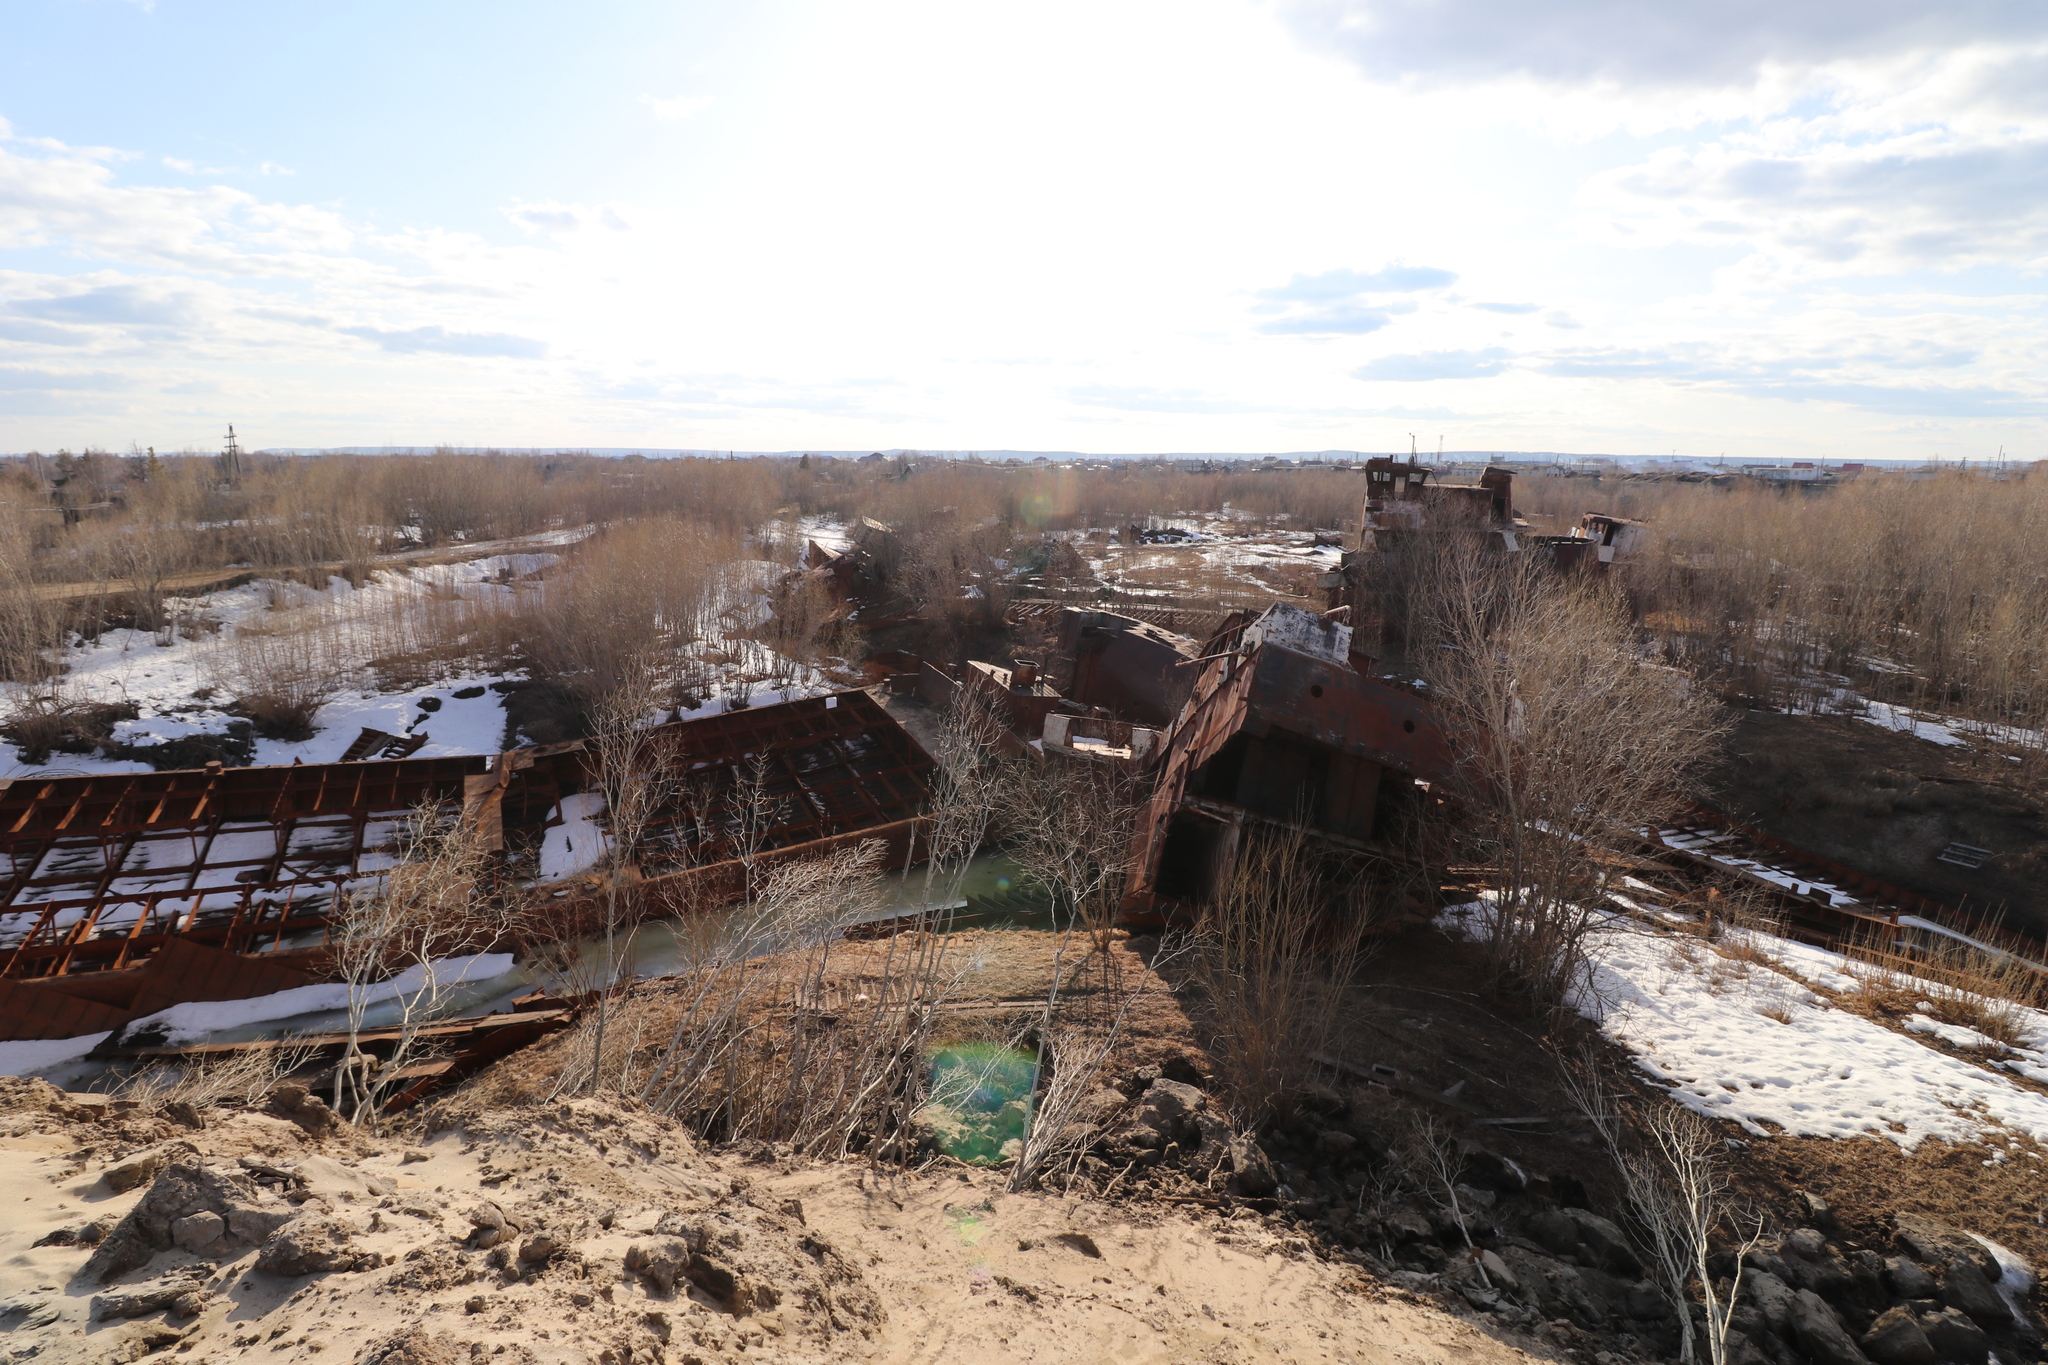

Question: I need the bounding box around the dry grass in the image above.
[111,1043,320,1110]
[1840,930,2047,1049]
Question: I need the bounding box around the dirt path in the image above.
[28,531,582,606]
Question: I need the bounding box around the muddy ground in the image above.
[1704,709,2048,938]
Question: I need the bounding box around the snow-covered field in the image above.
[0,556,553,778]
[1071,513,1344,604]
[1439,900,2048,1152]
[1,547,832,780]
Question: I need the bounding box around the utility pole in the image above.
[220,424,243,486]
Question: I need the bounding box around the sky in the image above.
[1,0,2044,459]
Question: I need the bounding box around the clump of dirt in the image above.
[0,699,140,765]
[102,720,257,770]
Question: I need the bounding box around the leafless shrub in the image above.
[621,695,1012,1153]
[525,518,740,712]
[330,799,518,1131]
[0,515,61,687]
[1003,756,1149,957]
[629,838,960,1153]
[999,756,1165,1190]
[1186,822,1372,1132]
[1409,1116,1480,1246]
[206,606,354,740]
[565,666,682,1096]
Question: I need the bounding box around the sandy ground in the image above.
[758,1161,1541,1365]
[0,1082,1549,1365]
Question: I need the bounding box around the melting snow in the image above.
[126,952,519,1047]
[1582,921,2048,1146]
[540,791,609,880]
[1438,900,2048,1148]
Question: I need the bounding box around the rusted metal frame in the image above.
[89,827,140,913]
[0,833,50,909]
[230,863,344,956]
[0,903,62,978]
[1179,793,1389,859]
[176,813,228,899]
[622,813,932,924]
[139,778,182,827]
[210,875,265,959]
[262,813,303,888]
[757,745,927,848]
[0,779,43,838]
[48,781,100,835]
[46,825,139,976]
[637,722,930,869]
[265,764,307,824]
[1123,653,1253,910]
[107,890,177,972]
[771,732,894,833]
[43,911,100,978]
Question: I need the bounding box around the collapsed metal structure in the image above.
[0,690,938,1041]
[1117,603,1453,923]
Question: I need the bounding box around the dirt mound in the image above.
[0,1091,891,1363]
[620,1197,885,1338]
[0,1080,1561,1364]
[81,1159,295,1282]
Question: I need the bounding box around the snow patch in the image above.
[540,792,609,880]
[122,952,517,1047]
[0,1030,114,1080]
[1437,898,2048,1149]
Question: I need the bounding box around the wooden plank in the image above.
[107,1008,572,1057]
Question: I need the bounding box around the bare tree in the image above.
[1417,539,1726,1008]
[1408,1115,1493,1285]
[573,663,681,1095]
[1563,1053,1764,1365]
[999,754,1155,1189]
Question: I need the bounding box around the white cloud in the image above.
[1280,0,2048,95]
[1355,349,1511,382]
[503,200,632,235]
[1582,128,2048,276]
